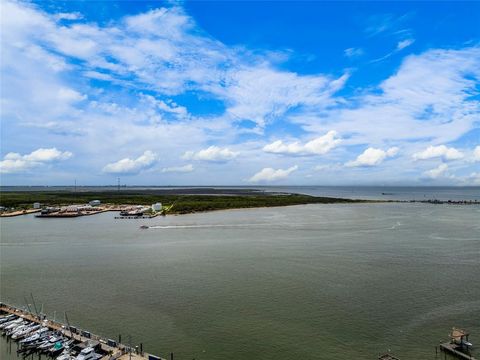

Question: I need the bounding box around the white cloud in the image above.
[1,0,479,186]
[344,47,364,58]
[263,130,342,156]
[413,145,464,161]
[473,146,480,162]
[397,39,415,51]
[224,68,348,128]
[299,47,480,147]
[57,88,86,102]
[161,164,194,173]
[54,12,83,21]
[423,163,448,179]
[248,165,298,183]
[103,150,157,175]
[346,147,399,167]
[0,148,72,174]
[466,172,480,185]
[183,146,239,161]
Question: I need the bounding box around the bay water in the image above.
[1,201,479,359]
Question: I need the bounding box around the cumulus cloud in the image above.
[473,146,480,162]
[161,164,194,173]
[346,147,399,167]
[423,163,448,179]
[299,47,480,147]
[103,150,157,175]
[0,148,72,173]
[248,165,298,183]
[1,0,479,185]
[183,146,239,161]
[413,145,464,161]
[263,130,342,156]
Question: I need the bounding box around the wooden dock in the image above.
[439,342,476,360]
[0,303,165,360]
[379,353,400,360]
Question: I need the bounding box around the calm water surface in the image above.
[1,203,479,359]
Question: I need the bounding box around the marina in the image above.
[0,303,164,360]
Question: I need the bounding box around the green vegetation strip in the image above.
[0,191,371,214]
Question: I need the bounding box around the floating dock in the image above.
[0,303,165,360]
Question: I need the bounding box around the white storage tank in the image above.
[152,203,162,212]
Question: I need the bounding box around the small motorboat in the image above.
[76,346,96,360]
[50,339,75,356]
[12,324,40,339]
[5,321,27,335]
[38,335,63,351]
[20,327,48,344]
[0,317,23,330]
[57,349,74,360]
[0,314,16,324]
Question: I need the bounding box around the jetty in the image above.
[0,302,165,360]
[438,328,476,360]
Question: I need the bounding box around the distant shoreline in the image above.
[0,189,377,217]
[1,188,479,218]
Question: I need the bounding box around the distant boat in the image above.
[382,192,394,195]
[140,225,149,229]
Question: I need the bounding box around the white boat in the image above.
[5,321,27,334]
[7,324,27,336]
[9,323,30,337]
[57,350,74,360]
[0,317,23,329]
[38,335,63,351]
[20,327,48,344]
[12,324,40,339]
[75,347,96,360]
[0,314,16,324]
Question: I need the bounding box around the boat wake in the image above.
[148,223,269,229]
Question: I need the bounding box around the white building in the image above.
[33,202,41,209]
[89,200,101,206]
[152,203,162,212]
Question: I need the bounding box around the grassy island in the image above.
[0,188,372,215]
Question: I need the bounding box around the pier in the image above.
[0,303,165,360]
[438,328,476,360]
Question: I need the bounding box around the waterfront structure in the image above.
[152,203,162,212]
[89,200,101,206]
[0,302,164,360]
[438,328,476,359]
[33,202,41,209]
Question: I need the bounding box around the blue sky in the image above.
[1,0,479,186]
